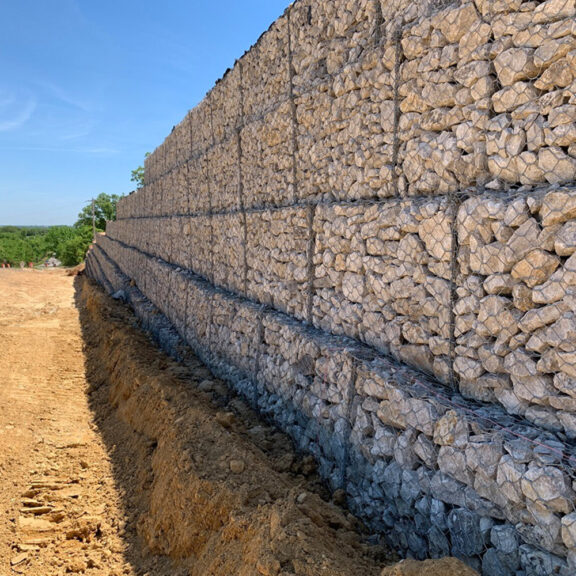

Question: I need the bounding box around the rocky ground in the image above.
[0,268,477,575]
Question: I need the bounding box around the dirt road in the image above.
[0,269,140,575]
[0,269,476,576]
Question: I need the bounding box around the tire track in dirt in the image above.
[0,270,138,575]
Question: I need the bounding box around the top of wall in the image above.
[122,0,576,214]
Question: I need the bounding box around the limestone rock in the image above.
[534,37,576,69]
[549,105,576,128]
[519,303,563,333]
[438,445,473,486]
[533,0,576,24]
[539,147,576,184]
[492,82,539,113]
[342,272,365,303]
[470,242,516,275]
[516,152,547,185]
[561,513,576,549]
[433,410,468,447]
[419,212,452,262]
[532,254,576,304]
[536,58,575,90]
[494,48,539,86]
[454,60,492,88]
[504,349,537,378]
[413,434,438,468]
[465,438,504,478]
[496,455,525,505]
[545,122,576,148]
[487,155,520,183]
[398,345,435,375]
[553,372,576,397]
[521,466,574,514]
[512,374,557,403]
[477,295,519,338]
[555,221,576,256]
[511,249,560,287]
[454,356,484,380]
[437,3,480,44]
[483,273,515,295]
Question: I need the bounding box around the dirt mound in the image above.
[66,262,85,276]
[80,278,394,575]
[79,277,478,575]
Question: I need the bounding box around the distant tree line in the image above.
[0,193,122,267]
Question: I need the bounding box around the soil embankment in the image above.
[0,269,476,575]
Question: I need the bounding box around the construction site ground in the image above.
[0,268,477,576]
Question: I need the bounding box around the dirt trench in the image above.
[0,269,476,576]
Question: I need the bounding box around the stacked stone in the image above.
[119,185,142,219]
[246,207,310,320]
[186,155,211,215]
[169,161,191,217]
[174,215,212,281]
[209,290,262,381]
[291,0,397,203]
[456,186,576,440]
[398,2,491,196]
[378,0,435,25]
[115,193,129,220]
[211,213,244,293]
[163,265,189,338]
[139,218,160,259]
[312,199,453,383]
[209,67,241,145]
[486,0,576,187]
[206,69,243,214]
[349,352,576,574]
[242,100,295,208]
[206,136,240,212]
[181,273,213,355]
[86,237,576,575]
[184,100,214,214]
[241,17,294,209]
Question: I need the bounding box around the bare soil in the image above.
[0,269,477,576]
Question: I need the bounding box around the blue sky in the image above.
[0,0,290,225]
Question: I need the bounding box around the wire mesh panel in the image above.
[246,206,310,320]
[456,187,576,442]
[312,198,453,384]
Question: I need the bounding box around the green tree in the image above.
[59,226,95,267]
[0,226,49,265]
[75,193,123,231]
[130,152,150,189]
[44,226,76,256]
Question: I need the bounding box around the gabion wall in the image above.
[88,0,576,574]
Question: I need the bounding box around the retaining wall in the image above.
[87,0,576,574]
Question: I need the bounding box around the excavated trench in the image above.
[78,276,477,576]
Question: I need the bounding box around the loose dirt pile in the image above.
[0,269,477,575]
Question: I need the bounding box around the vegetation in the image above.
[75,193,123,231]
[130,152,150,189]
[0,193,123,267]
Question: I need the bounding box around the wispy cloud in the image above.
[35,79,92,113]
[58,119,98,141]
[0,91,37,132]
[0,145,120,156]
